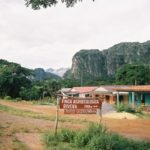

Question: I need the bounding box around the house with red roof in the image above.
[70,86,98,98]
[60,86,129,105]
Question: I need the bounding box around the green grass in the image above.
[0,104,52,120]
[43,123,150,150]
[135,112,150,119]
[43,131,86,150]
[0,104,89,124]
[31,98,57,106]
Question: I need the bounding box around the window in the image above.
[85,94,90,97]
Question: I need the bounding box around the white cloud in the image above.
[0,0,150,69]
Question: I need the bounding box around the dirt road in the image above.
[0,100,150,149]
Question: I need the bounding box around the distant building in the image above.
[114,85,150,109]
[60,86,129,105]
[93,86,129,105]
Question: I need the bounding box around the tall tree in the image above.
[115,64,150,85]
[25,0,94,9]
[0,59,32,98]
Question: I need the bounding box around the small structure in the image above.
[60,86,129,105]
[69,86,98,98]
[114,85,150,109]
[60,88,72,99]
[93,86,129,105]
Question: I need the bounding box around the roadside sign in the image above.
[64,108,98,114]
[59,98,102,114]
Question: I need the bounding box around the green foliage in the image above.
[25,0,95,9]
[84,76,115,86]
[42,79,61,98]
[59,129,76,143]
[0,59,32,98]
[15,97,22,101]
[44,123,150,150]
[116,64,150,85]
[88,134,114,150]
[4,96,12,100]
[74,130,89,147]
[116,104,133,113]
[0,59,62,100]
[19,86,42,100]
[44,132,59,147]
[61,78,80,88]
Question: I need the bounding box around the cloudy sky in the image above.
[0,0,150,70]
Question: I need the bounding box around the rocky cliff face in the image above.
[33,68,60,81]
[46,68,69,77]
[71,50,107,80]
[70,41,150,79]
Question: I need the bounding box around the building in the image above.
[60,86,129,105]
[69,86,98,98]
[93,86,129,104]
[114,85,150,109]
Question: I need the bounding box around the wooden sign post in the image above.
[54,97,102,135]
[60,98,102,114]
[54,96,61,136]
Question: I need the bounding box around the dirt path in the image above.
[0,111,83,150]
[0,100,150,149]
[15,133,43,150]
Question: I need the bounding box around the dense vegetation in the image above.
[115,64,150,85]
[0,59,32,98]
[0,58,150,101]
[44,123,150,150]
[0,59,61,100]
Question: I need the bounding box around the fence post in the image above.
[54,96,60,136]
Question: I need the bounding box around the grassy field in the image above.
[43,123,150,150]
[0,100,150,150]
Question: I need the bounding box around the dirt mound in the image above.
[103,112,138,119]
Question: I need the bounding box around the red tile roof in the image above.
[114,85,150,92]
[71,86,98,93]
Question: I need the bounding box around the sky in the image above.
[0,0,150,70]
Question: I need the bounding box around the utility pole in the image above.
[80,72,83,87]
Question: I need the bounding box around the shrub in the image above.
[116,104,133,113]
[43,123,150,150]
[88,134,113,150]
[116,104,124,112]
[59,128,76,143]
[74,123,107,147]
[4,96,12,100]
[15,97,22,101]
[43,132,59,147]
[74,130,90,147]
[124,105,133,113]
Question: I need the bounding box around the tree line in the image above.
[0,59,149,100]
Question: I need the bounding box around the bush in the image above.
[59,128,76,143]
[43,123,150,150]
[15,97,22,101]
[75,123,107,147]
[74,130,90,147]
[4,96,12,100]
[116,104,133,113]
[88,134,113,150]
[43,132,59,147]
